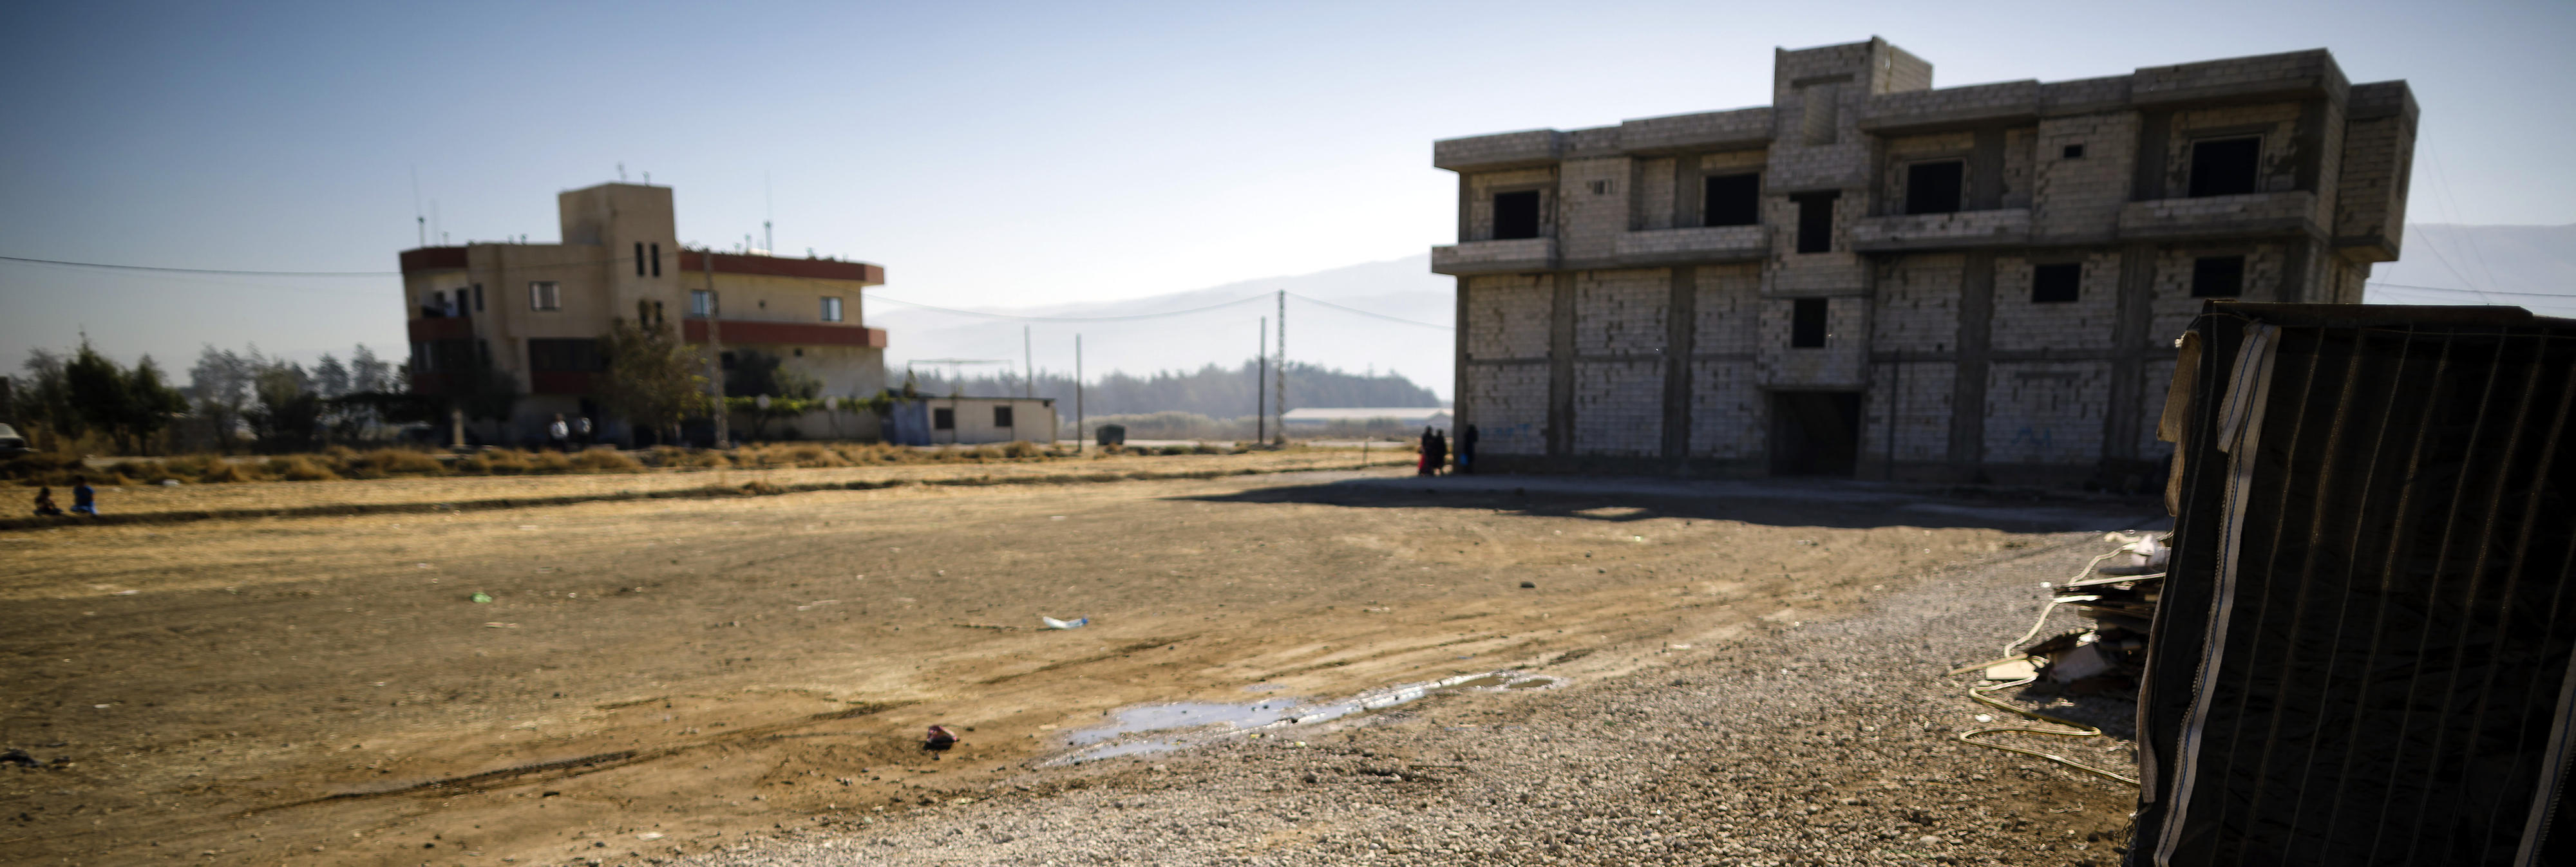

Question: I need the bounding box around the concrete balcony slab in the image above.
[1432,238,1557,275]
[2117,192,2316,241]
[1611,225,1769,265]
[1850,209,2032,252]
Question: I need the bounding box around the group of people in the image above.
[31,478,96,517]
[546,414,595,452]
[1416,424,1478,476]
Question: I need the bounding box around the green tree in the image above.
[597,319,708,445]
[723,349,820,400]
[121,356,186,453]
[14,349,75,450]
[64,340,129,447]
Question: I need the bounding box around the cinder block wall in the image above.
[1439,40,2414,484]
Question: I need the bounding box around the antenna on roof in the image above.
[410,166,425,248]
[618,162,627,183]
[764,171,774,258]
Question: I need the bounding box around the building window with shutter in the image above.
[529,281,561,312]
[994,406,1014,427]
[690,290,716,318]
[933,407,956,430]
[822,297,844,322]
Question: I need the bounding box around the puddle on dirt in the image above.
[1048,670,1564,765]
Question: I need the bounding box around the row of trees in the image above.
[10,342,409,454]
[11,342,188,453]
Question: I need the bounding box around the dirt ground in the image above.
[0,460,2150,866]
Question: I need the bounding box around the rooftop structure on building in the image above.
[399,182,889,445]
[1434,37,2415,484]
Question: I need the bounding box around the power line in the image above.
[2365,281,2572,300]
[0,252,656,276]
[864,292,1273,322]
[0,254,402,277]
[1287,292,1452,330]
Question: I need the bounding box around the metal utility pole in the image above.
[1023,326,1035,398]
[705,250,729,447]
[1074,334,1085,452]
[1256,318,1267,444]
[1274,290,1286,445]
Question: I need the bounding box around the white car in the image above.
[0,423,28,457]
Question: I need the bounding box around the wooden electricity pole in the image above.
[1256,317,1266,444]
[705,250,728,448]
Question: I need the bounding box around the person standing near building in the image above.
[576,416,594,449]
[1459,425,1478,474]
[549,415,571,452]
[69,477,97,516]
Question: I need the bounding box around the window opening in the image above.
[2188,136,2262,198]
[634,243,646,276]
[822,297,844,322]
[2062,144,2086,160]
[528,281,561,311]
[1492,190,1542,240]
[2192,256,2246,297]
[649,243,661,277]
[2032,263,2081,303]
[471,283,484,312]
[690,290,716,318]
[1703,173,1760,227]
[1904,161,1965,215]
[933,407,956,430]
[1790,298,1829,348]
[1586,179,1614,196]
[1793,193,1837,254]
[994,406,1014,427]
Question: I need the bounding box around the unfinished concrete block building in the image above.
[1434,38,2415,484]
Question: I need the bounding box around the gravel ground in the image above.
[644,530,2154,859]
[638,530,2149,867]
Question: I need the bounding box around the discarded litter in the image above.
[469,592,493,604]
[1975,714,1994,723]
[636,833,664,841]
[1040,616,1089,629]
[1519,581,1537,589]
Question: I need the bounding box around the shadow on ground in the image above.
[1179,472,2161,534]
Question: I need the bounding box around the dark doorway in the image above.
[1769,391,1862,477]
[2188,136,2261,197]
[1904,160,1964,214]
[1702,173,1760,227]
[1492,191,1542,239]
[1792,192,1837,254]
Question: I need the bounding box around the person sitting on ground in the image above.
[32,487,62,517]
[69,477,97,516]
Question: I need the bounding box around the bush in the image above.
[1002,441,1045,458]
[570,447,643,472]
[264,456,341,481]
[342,448,446,478]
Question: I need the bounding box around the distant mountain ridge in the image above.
[867,225,2576,402]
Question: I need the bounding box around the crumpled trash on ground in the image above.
[1040,616,1088,629]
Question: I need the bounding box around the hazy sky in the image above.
[4,0,2570,382]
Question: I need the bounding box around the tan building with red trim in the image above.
[399,182,887,445]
